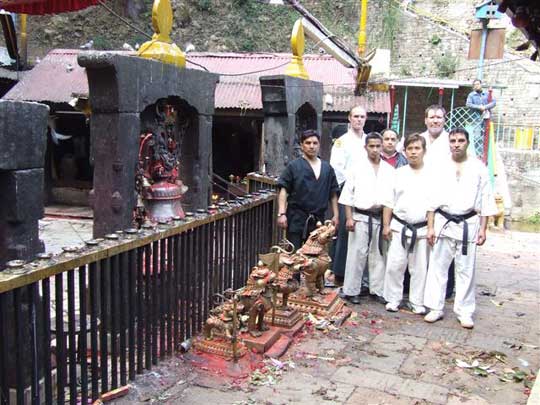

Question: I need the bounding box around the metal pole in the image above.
[450,88,455,128]
[358,0,368,57]
[477,19,488,80]
[438,87,444,107]
[483,88,493,164]
[402,86,408,139]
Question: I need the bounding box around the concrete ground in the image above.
[38,219,539,404]
[103,230,539,405]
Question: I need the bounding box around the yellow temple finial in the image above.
[137,0,186,68]
[285,19,309,80]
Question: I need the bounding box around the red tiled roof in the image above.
[4,50,390,113]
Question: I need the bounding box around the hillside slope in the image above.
[20,0,360,62]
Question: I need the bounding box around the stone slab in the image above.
[370,333,427,353]
[350,348,407,374]
[250,370,355,405]
[264,334,292,359]
[399,322,470,345]
[331,367,448,404]
[0,169,44,223]
[78,52,218,115]
[240,326,282,353]
[346,387,417,405]
[0,100,49,170]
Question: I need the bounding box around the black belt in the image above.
[302,213,319,241]
[435,208,477,255]
[354,208,383,256]
[391,214,428,254]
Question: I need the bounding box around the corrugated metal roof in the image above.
[4,49,390,113]
[187,52,390,112]
[4,49,87,104]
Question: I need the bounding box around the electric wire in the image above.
[94,0,534,89]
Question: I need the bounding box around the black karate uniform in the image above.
[277,157,339,250]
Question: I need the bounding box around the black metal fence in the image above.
[0,192,276,404]
[246,172,278,193]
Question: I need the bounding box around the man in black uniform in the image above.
[277,129,339,250]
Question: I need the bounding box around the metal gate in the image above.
[445,107,484,156]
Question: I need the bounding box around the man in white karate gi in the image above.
[423,128,497,328]
[329,105,368,287]
[382,133,430,314]
[339,132,394,304]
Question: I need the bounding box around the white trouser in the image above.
[343,220,385,297]
[424,237,477,317]
[383,235,429,307]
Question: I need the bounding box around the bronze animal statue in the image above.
[203,300,242,340]
[238,263,275,337]
[295,220,336,298]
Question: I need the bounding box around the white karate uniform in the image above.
[330,130,367,186]
[424,156,497,317]
[382,165,431,307]
[420,130,450,168]
[339,158,394,297]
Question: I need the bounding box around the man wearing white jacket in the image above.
[382,133,430,314]
[423,128,497,328]
[339,132,394,304]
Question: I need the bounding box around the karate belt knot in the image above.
[354,208,384,256]
[391,214,427,254]
[435,208,477,255]
[302,213,320,241]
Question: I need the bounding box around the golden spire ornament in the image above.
[284,18,309,80]
[137,0,186,68]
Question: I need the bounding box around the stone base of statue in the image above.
[282,289,344,318]
[263,306,303,328]
[240,326,283,354]
[192,336,247,360]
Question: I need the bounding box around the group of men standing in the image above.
[277,102,497,329]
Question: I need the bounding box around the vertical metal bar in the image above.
[27,283,39,405]
[89,262,99,400]
[144,244,152,370]
[242,211,249,285]
[216,219,223,297]
[136,247,144,374]
[128,249,137,380]
[202,223,209,324]
[79,266,88,405]
[0,292,9,405]
[187,230,194,338]
[180,233,187,340]
[152,241,159,365]
[99,258,109,393]
[110,255,119,389]
[67,269,77,404]
[172,235,180,352]
[194,227,202,334]
[232,214,240,289]
[41,279,52,404]
[402,86,409,139]
[119,252,128,386]
[248,208,255,275]
[167,236,174,355]
[208,221,216,315]
[159,239,166,359]
[227,215,234,290]
[14,289,24,405]
[55,273,66,403]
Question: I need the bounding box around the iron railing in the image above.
[246,172,278,193]
[0,192,277,404]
